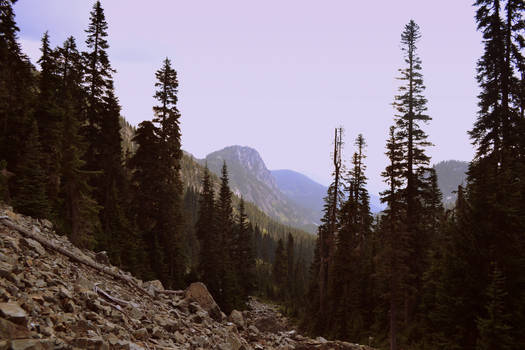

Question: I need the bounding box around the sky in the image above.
[14,0,483,194]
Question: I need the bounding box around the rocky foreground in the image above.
[0,205,372,350]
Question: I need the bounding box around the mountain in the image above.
[433,160,469,205]
[272,169,385,215]
[271,169,326,222]
[198,146,319,233]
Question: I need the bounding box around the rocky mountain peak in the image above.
[206,146,278,191]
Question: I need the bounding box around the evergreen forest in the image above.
[1,1,524,349]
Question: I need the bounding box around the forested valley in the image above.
[1,0,524,349]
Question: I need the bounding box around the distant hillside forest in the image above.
[1,1,524,350]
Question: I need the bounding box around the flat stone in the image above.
[2,236,20,252]
[0,302,28,326]
[20,238,46,256]
[9,338,53,350]
[132,327,148,341]
[74,276,94,292]
[0,261,15,282]
[174,331,185,343]
[70,337,109,350]
[0,317,33,340]
[0,251,15,265]
[142,280,164,296]
[126,305,144,320]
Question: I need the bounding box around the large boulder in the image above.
[184,282,222,322]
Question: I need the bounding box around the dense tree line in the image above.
[301,4,525,349]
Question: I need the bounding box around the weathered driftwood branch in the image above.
[0,217,151,298]
[94,283,131,308]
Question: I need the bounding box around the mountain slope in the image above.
[272,169,385,216]
[434,160,469,205]
[198,146,319,233]
[271,169,326,222]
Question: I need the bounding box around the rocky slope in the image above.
[0,204,371,350]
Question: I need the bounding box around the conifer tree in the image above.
[152,57,185,288]
[379,126,407,350]
[285,232,295,299]
[272,238,287,298]
[236,198,256,301]
[215,162,241,312]
[57,36,100,248]
[129,120,161,279]
[82,0,131,265]
[476,262,512,350]
[462,1,525,347]
[325,134,373,342]
[13,121,49,218]
[35,31,62,212]
[97,84,131,266]
[196,167,221,296]
[0,0,35,180]
[392,20,433,324]
[83,0,113,166]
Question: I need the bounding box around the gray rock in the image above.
[174,331,185,343]
[9,338,54,350]
[2,236,20,252]
[0,317,33,340]
[20,238,46,256]
[126,305,144,320]
[254,315,284,333]
[57,286,72,299]
[70,337,109,350]
[229,310,245,329]
[218,332,243,350]
[0,302,28,326]
[74,275,94,292]
[143,280,164,293]
[132,327,148,340]
[184,282,222,322]
[95,251,110,265]
[0,261,15,282]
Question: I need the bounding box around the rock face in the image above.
[0,204,373,350]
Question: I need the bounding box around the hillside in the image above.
[0,204,370,350]
[433,160,469,205]
[199,146,319,233]
[181,152,315,251]
[271,169,326,223]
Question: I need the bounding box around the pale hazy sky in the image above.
[14,0,482,194]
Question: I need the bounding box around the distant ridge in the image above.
[198,146,319,233]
